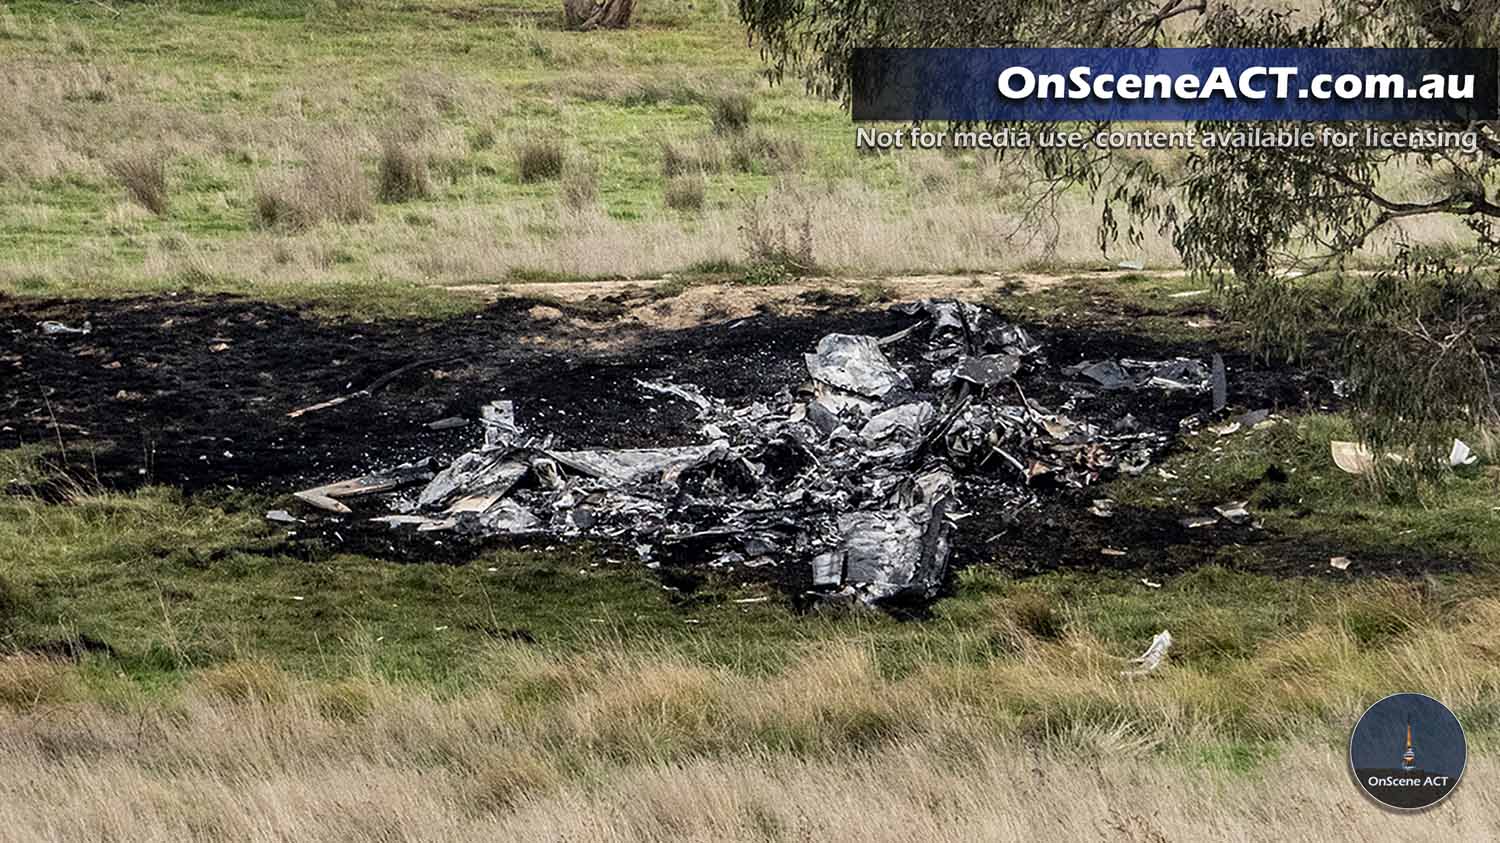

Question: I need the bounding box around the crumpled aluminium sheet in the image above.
[356,299,1198,606]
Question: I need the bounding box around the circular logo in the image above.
[1349,692,1466,810]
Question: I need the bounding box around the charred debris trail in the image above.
[3,292,1329,606]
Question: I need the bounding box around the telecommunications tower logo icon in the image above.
[1350,693,1466,811]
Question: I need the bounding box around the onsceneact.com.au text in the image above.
[997,66,1477,102]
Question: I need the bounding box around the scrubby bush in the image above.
[728,130,805,174]
[377,136,431,203]
[741,197,815,278]
[252,139,373,229]
[469,126,497,152]
[515,135,564,183]
[1333,251,1499,480]
[663,173,706,212]
[561,161,599,210]
[709,91,753,134]
[660,137,723,178]
[109,150,169,216]
[1007,590,1065,640]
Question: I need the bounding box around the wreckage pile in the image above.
[296,301,1214,605]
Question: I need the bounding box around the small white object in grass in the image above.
[1168,289,1208,299]
[1101,547,1127,556]
[291,596,304,601]
[1450,438,1477,467]
[1117,259,1145,270]
[1214,501,1251,524]
[1140,578,1162,589]
[1330,556,1352,571]
[1122,630,1172,678]
[434,626,448,632]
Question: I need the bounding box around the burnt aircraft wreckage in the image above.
[294,300,1217,606]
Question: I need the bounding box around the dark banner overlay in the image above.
[851,48,1499,122]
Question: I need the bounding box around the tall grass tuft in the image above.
[109,150,169,216]
[516,135,565,183]
[253,138,373,229]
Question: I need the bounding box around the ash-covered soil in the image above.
[1,289,1417,584]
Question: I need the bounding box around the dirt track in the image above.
[4,282,1437,583]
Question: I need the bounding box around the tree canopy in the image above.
[739,0,1500,474]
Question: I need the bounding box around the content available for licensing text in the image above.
[855,126,1481,153]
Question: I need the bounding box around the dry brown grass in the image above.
[1,593,1498,840]
[709,90,753,134]
[0,591,1494,840]
[663,173,706,212]
[108,149,169,216]
[661,136,725,177]
[515,134,565,183]
[376,135,432,203]
[253,137,373,229]
[561,159,600,210]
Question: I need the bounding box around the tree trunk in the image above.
[563,0,634,30]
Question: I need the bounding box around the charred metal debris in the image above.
[292,301,1218,606]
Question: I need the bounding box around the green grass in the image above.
[4,431,1498,698]
[0,0,883,301]
[1107,412,1500,567]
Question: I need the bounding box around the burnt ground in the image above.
[0,289,1448,591]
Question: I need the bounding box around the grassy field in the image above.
[0,0,1180,313]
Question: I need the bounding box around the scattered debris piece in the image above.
[1330,440,1375,475]
[265,509,301,524]
[1116,259,1145,271]
[1181,514,1219,529]
[39,320,92,336]
[1331,437,1475,476]
[1089,499,1116,519]
[1330,556,1352,571]
[1065,358,1211,393]
[1168,289,1208,299]
[1140,578,1162,589]
[1235,409,1273,429]
[427,417,468,431]
[1331,440,1405,475]
[209,342,230,353]
[1101,547,1127,557]
[1214,501,1251,525]
[294,460,433,513]
[1122,630,1172,678]
[286,355,459,419]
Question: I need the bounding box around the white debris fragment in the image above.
[1330,556,1352,571]
[1122,630,1172,678]
[1450,439,1477,467]
[1214,501,1251,524]
[40,320,92,336]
